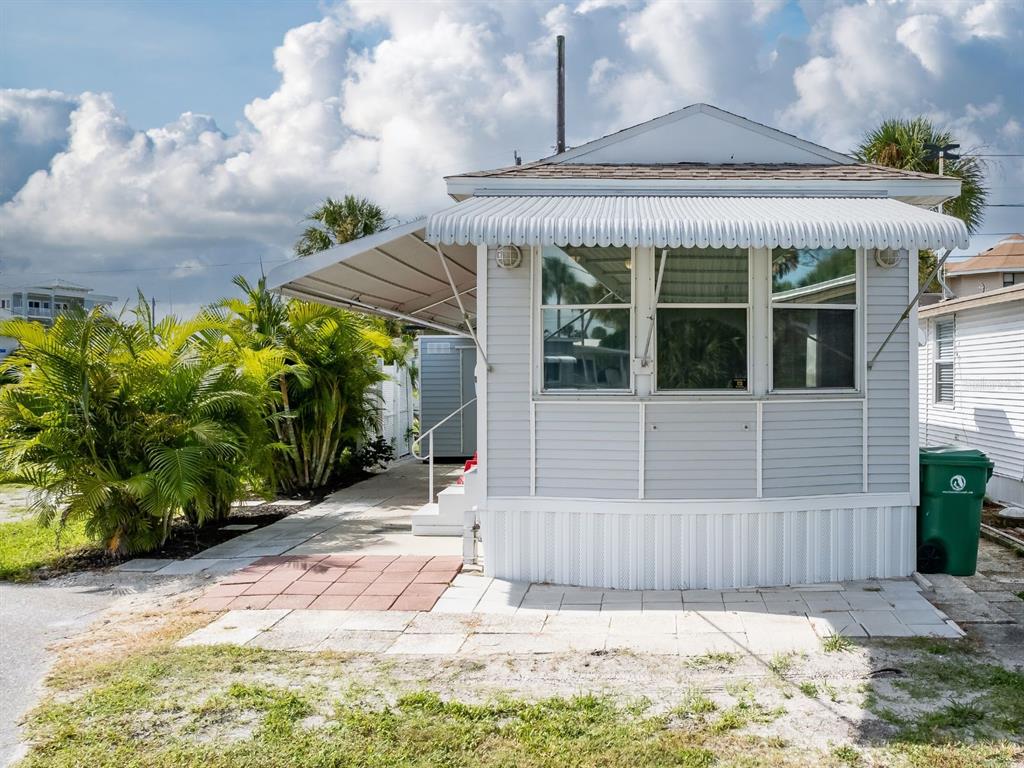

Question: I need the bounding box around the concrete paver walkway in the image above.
[121,459,461,579]
[180,573,964,655]
[193,554,463,612]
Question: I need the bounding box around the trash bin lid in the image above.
[920,445,994,467]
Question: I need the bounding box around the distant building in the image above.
[943,234,1024,297]
[0,281,117,360]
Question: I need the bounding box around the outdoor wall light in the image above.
[495,244,523,269]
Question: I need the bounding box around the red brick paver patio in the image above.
[192,555,463,612]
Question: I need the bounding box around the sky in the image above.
[1,0,1022,318]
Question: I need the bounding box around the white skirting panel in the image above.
[479,504,916,590]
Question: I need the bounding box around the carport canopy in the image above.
[267,219,478,336]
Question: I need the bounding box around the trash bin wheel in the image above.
[917,540,946,574]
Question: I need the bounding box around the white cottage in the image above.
[269,104,969,589]
[919,285,1024,506]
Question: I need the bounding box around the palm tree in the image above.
[0,303,275,554]
[220,277,392,494]
[854,117,987,234]
[294,195,389,256]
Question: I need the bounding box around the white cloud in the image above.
[1,0,1022,307]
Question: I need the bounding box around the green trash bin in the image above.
[918,445,994,576]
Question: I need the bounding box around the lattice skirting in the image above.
[479,504,916,590]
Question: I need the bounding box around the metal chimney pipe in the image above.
[556,35,566,153]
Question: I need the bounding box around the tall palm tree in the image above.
[294,195,389,256]
[854,117,987,233]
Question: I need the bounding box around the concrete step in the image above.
[411,502,463,536]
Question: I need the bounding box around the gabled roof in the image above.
[945,234,1024,275]
[445,104,960,205]
[545,104,855,165]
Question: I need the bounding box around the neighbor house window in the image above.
[541,245,632,390]
[771,248,857,389]
[655,247,749,390]
[934,319,955,404]
[1003,273,1016,288]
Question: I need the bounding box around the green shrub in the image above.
[0,303,277,554]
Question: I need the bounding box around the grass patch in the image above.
[767,652,795,677]
[821,633,853,653]
[0,516,103,581]
[865,649,1024,748]
[684,651,740,669]
[830,744,862,766]
[1016,591,1024,601]
[798,682,818,698]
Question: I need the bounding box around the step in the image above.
[411,502,464,536]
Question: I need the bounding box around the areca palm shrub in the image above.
[0,304,279,555]
[221,276,392,495]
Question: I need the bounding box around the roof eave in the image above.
[443,175,962,205]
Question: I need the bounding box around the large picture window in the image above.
[656,248,749,390]
[541,246,632,391]
[771,248,857,390]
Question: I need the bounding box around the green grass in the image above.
[18,642,1024,768]
[684,651,740,669]
[821,633,853,653]
[1016,591,1024,601]
[0,516,101,581]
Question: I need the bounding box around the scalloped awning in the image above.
[426,195,969,251]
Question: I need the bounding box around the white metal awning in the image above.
[266,219,477,336]
[425,195,970,250]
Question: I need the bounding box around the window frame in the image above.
[767,247,862,394]
[1003,273,1016,288]
[933,318,955,406]
[652,247,753,394]
[535,244,636,395]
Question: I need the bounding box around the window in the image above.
[1003,273,1016,288]
[541,246,632,390]
[655,248,749,390]
[771,248,857,389]
[934,319,954,404]
[0,299,8,309]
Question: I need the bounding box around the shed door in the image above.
[460,346,477,455]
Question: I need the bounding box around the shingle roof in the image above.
[450,162,945,182]
[946,234,1024,273]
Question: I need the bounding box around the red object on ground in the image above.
[192,554,463,613]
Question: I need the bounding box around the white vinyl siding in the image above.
[644,403,756,498]
[919,296,1024,504]
[865,252,912,493]
[534,403,639,498]
[486,247,532,496]
[762,401,864,496]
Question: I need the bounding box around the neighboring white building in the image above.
[919,285,1024,505]
[0,281,117,360]
[270,103,969,589]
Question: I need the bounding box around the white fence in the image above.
[377,360,414,458]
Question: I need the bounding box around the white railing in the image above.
[411,397,477,502]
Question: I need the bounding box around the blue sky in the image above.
[1,0,323,129]
[0,0,1021,314]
